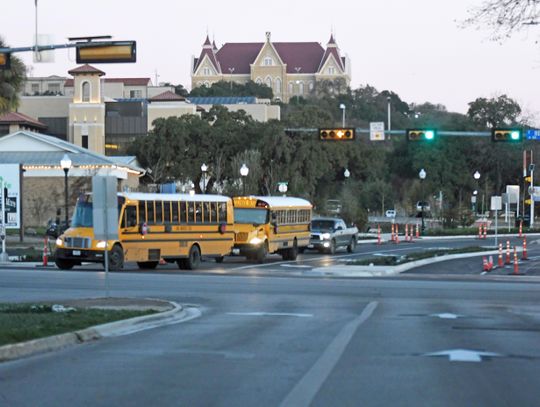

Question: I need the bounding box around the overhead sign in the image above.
[92,176,118,241]
[526,129,540,140]
[0,164,21,229]
[370,122,385,141]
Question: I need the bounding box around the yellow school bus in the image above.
[232,196,312,262]
[54,192,235,271]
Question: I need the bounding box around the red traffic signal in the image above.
[319,128,355,141]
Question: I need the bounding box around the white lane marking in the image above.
[424,349,503,362]
[430,313,462,319]
[227,312,313,318]
[279,301,378,407]
[281,264,312,269]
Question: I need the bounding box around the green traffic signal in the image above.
[491,128,522,142]
[406,129,437,142]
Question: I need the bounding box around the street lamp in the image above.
[339,103,346,127]
[228,67,235,91]
[60,154,72,230]
[419,168,426,234]
[278,182,288,196]
[240,163,249,195]
[200,163,208,194]
[473,171,481,215]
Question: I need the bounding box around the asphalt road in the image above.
[1,236,540,406]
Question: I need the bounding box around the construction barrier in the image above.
[522,235,528,260]
[42,236,49,267]
[478,224,482,239]
[498,243,503,267]
[505,240,511,265]
[482,256,489,272]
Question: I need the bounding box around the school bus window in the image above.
[155,201,163,224]
[179,202,186,223]
[172,201,179,223]
[195,202,203,223]
[203,202,211,223]
[138,201,146,223]
[218,202,227,222]
[211,202,218,222]
[147,201,155,225]
[163,201,171,223]
[124,206,137,228]
[186,202,194,223]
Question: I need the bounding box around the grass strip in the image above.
[348,246,492,266]
[0,304,156,346]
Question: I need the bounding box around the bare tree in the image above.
[463,0,539,40]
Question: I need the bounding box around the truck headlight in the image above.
[321,233,331,240]
[96,241,107,249]
[249,237,263,245]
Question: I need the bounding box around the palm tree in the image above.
[0,37,26,114]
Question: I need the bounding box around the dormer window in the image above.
[203,67,211,76]
[264,57,273,66]
[328,66,335,75]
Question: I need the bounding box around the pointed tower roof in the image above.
[318,34,344,72]
[193,35,221,74]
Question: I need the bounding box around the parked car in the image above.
[308,217,358,254]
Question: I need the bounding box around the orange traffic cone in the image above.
[519,220,523,238]
[405,224,409,242]
[483,223,488,239]
[522,235,528,260]
[395,224,400,244]
[415,223,419,239]
[488,255,494,271]
[478,224,482,239]
[505,240,511,265]
[498,243,503,267]
[482,256,489,272]
[42,236,48,267]
[377,225,381,245]
[513,247,520,275]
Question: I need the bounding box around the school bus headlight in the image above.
[56,238,64,247]
[96,241,107,249]
[321,233,331,240]
[249,237,263,245]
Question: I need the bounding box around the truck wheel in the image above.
[327,239,336,255]
[215,256,224,263]
[255,242,268,263]
[347,237,356,253]
[108,245,124,271]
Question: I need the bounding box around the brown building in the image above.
[191,32,351,102]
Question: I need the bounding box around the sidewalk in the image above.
[0,297,197,363]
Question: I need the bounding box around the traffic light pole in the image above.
[0,179,8,263]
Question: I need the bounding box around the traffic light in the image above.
[406,129,437,142]
[0,52,11,69]
[491,128,522,142]
[76,41,137,63]
[319,128,355,141]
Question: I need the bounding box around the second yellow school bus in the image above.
[232,196,312,262]
[55,192,235,271]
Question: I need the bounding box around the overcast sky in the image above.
[2,0,539,125]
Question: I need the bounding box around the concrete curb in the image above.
[0,299,186,363]
[309,249,519,277]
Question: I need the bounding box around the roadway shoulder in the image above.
[0,298,188,363]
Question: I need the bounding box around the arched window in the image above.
[328,66,335,75]
[265,76,272,88]
[82,81,90,102]
[309,81,314,92]
[298,81,304,95]
[275,78,282,94]
[203,67,211,76]
[256,77,263,85]
[264,56,273,66]
[288,82,293,94]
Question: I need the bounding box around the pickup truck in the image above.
[307,217,358,254]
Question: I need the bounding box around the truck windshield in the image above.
[234,208,268,225]
[311,220,335,232]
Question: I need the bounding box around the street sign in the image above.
[505,185,519,204]
[92,176,118,241]
[370,122,385,141]
[526,129,540,140]
[491,196,502,211]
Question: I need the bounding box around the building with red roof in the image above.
[191,32,351,102]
